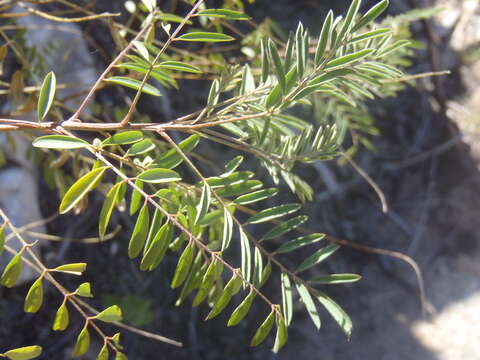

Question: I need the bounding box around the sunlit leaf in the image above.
[76,282,93,298]
[156,61,201,74]
[281,273,293,326]
[352,0,389,32]
[102,131,144,146]
[274,233,325,254]
[0,253,23,288]
[54,263,87,275]
[37,71,56,121]
[316,290,352,339]
[24,277,43,313]
[32,135,88,149]
[246,204,301,224]
[240,229,252,283]
[262,215,308,241]
[195,183,211,224]
[296,243,340,273]
[250,310,275,346]
[52,302,69,331]
[197,9,250,20]
[96,344,109,360]
[295,281,320,329]
[126,139,155,156]
[310,274,361,285]
[99,182,122,239]
[4,345,42,360]
[177,32,234,42]
[96,305,123,323]
[137,168,181,183]
[106,76,161,96]
[72,325,90,357]
[130,179,144,215]
[272,313,288,353]
[234,188,278,205]
[59,167,107,214]
[221,209,233,251]
[128,203,150,259]
[227,289,255,327]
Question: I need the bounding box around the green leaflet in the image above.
[140,222,172,271]
[171,242,195,289]
[52,302,69,331]
[336,0,361,47]
[102,131,144,146]
[177,32,234,42]
[350,28,392,44]
[96,305,123,323]
[3,345,42,360]
[274,233,325,254]
[24,277,44,313]
[223,156,244,177]
[145,208,163,251]
[59,167,107,214]
[352,0,390,32]
[37,71,56,121]
[128,203,150,259]
[195,183,211,224]
[126,139,155,156]
[155,134,200,169]
[206,171,253,188]
[234,188,278,205]
[118,62,177,88]
[239,65,255,95]
[205,273,242,320]
[227,289,255,327]
[239,229,252,283]
[315,10,333,65]
[116,352,128,360]
[96,344,109,360]
[260,38,269,83]
[76,282,93,298]
[105,77,161,96]
[99,182,122,239]
[197,9,250,20]
[325,49,374,69]
[216,180,262,197]
[246,203,301,224]
[261,215,308,241]
[272,313,288,353]
[296,243,340,273]
[72,325,90,357]
[316,290,352,339]
[252,247,263,288]
[307,68,355,87]
[295,281,320,329]
[265,83,282,109]
[193,259,223,306]
[176,252,204,306]
[32,135,88,149]
[250,310,275,347]
[137,168,181,183]
[0,253,23,288]
[54,263,87,275]
[156,61,201,74]
[310,273,361,285]
[221,209,233,251]
[269,39,285,93]
[129,179,144,215]
[281,273,293,326]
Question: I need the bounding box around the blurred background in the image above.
[1,0,479,359]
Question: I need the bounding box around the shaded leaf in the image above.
[0,226,4,257]
[262,215,308,241]
[140,222,172,271]
[205,273,242,320]
[155,134,200,169]
[193,259,223,306]
[96,344,109,360]
[272,313,288,353]
[325,49,374,69]
[129,179,144,215]
[197,9,250,20]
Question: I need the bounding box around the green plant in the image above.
[0,0,432,358]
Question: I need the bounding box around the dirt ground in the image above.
[1,0,479,359]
